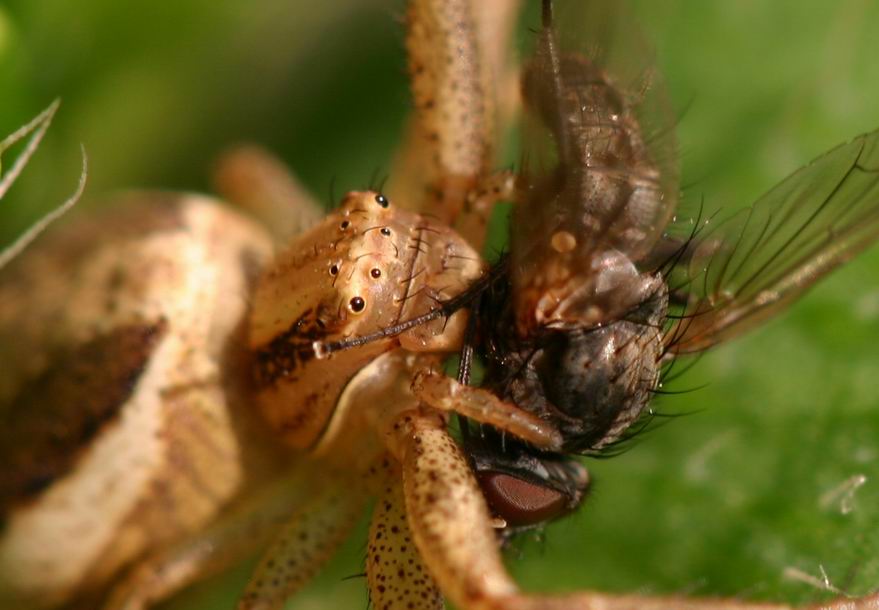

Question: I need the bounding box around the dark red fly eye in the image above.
[329,264,339,276]
[380,227,391,236]
[370,268,382,278]
[476,472,568,527]
[349,296,366,313]
[375,194,389,208]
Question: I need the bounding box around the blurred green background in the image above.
[2,0,879,608]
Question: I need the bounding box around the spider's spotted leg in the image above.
[99,465,329,610]
[235,465,370,610]
[386,408,879,610]
[390,0,519,249]
[367,457,443,610]
[404,0,491,220]
[411,368,563,450]
[386,408,519,609]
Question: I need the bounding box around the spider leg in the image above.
[470,0,522,133]
[390,0,489,222]
[411,369,563,450]
[387,407,518,608]
[387,408,879,610]
[99,464,322,610]
[367,456,443,610]
[389,0,520,249]
[457,169,516,252]
[235,463,370,610]
[211,144,324,243]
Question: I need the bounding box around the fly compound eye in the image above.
[348,296,366,313]
[476,472,569,527]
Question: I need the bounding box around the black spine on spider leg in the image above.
[455,292,482,447]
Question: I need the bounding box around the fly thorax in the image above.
[530,249,663,329]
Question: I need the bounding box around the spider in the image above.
[1,2,878,610]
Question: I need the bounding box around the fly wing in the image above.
[666,130,879,354]
[512,0,679,331]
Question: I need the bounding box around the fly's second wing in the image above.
[665,130,879,354]
[512,0,679,333]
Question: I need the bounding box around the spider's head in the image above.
[247,189,483,448]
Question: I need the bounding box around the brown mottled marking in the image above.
[251,309,327,387]
[367,458,442,610]
[0,321,167,514]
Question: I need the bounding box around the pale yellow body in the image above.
[0,195,290,608]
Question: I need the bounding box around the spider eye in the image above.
[375,194,389,208]
[380,227,391,236]
[329,264,339,276]
[349,296,366,313]
[340,220,350,230]
[370,268,382,278]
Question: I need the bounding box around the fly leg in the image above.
[211,145,324,243]
[411,369,563,450]
[367,456,443,610]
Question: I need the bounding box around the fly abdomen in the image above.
[522,51,663,262]
[512,27,670,338]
